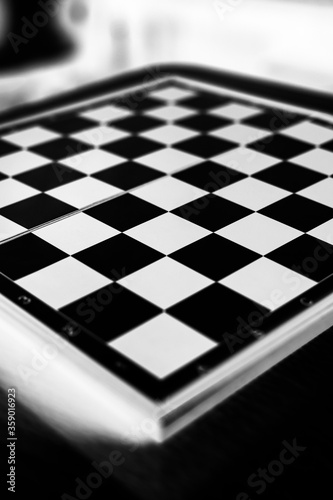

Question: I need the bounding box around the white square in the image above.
[70,126,128,146]
[17,257,111,309]
[0,216,25,242]
[137,148,201,174]
[281,121,333,145]
[140,125,197,145]
[215,177,289,210]
[0,179,39,208]
[308,218,333,245]
[220,257,315,311]
[80,105,131,123]
[125,213,209,254]
[48,177,122,209]
[298,178,333,208]
[216,213,302,255]
[110,313,216,379]
[291,149,333,175]
[146,105,195,121]
[59,149,124,174]
[212,147,279,175]
[34,213,119,254]
[149,87,196,101]
[119,257,212,309]
[211,124,270,145]
[132,176,207,211]
[0,151,48,176]
[3,126,60,148]
[210,103,261,120]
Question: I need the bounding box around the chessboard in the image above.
[1,65,333,439]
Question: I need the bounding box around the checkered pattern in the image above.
[1,81,333,385]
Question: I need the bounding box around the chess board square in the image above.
[120,96,161,112]
[212,147,279,175]
[149,87,196,101]
[168,283,268,342]
[176,114,231,132]
[243,109,303,131]
[170,233,259,281]
[132,176,207,211]
[178,93,228,110]
[103,136,162,159]
[3,126,60,148]
[281,121,333,145]
[71,126,128,146]
[92,162,164,190]
[298,178,333,208]
[172,194,252,232]
[0,140,19,158]
[173,161,246,192]
[253,162,326,192]
[0,179,39,208]
[80,105,131,123]
[59,148,124,175]
[211,124,270,145]
[146,105,195,121]
[0,194,76,229]
[118,257,211,309]
[215,177,290,210]
[137,148,201,174]
[41,115,95,134]
[32,138,90,161]
[175,136,235,158]
[259,194,333,232]
[125,213,210,254]
[111,115,164,133]
[17,257,111,309]
[48,177,122,209]
[0,233,66,280]
[85,193,165,231]
[14,164,85,191]
[220,258,315,311]
[34,213,119,254]
[0,216,25,243]
[0,151,48,176]
[291,148,333,175]
[321,139,333,153]
[248,134,311,160]
[110,313,216,379]
[308,218,333,245]
[211,103,261,121]
[140,125,197,145]
[216,213,302,255]
[60,284,161,341]
[74,234,163,280]
[267,234,333,283]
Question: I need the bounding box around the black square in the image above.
[0,233,66,280]
[41,115,95,134]
[92,162,164,190]
[175,136,235,158]
[85,193,165,231]
[0,194,76,229]
[0,140,19,157]
[15,164,85,191]
[168,283,269,343]
[172,194,252,232]
[176,114,232,132]
[60,284,161,342]
[248,134,311,160]
[253,162,326,192]
[115,96,162,112]
[259,194,333,232]
[0,173,8,181]
[321,140,333,153]
[170,234,259,281]
[243,109,304,131]
[266,234,333,283]
[178,93,229,110]
[111,115,164,133]
[102,137,162,159]
[31,138,90,161]
[173,161,245,192]
[74,234,163,280]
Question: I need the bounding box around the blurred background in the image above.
[1,0,333,111]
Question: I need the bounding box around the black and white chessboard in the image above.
[1,68,333,426]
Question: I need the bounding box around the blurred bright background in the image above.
[1,0,333,111]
